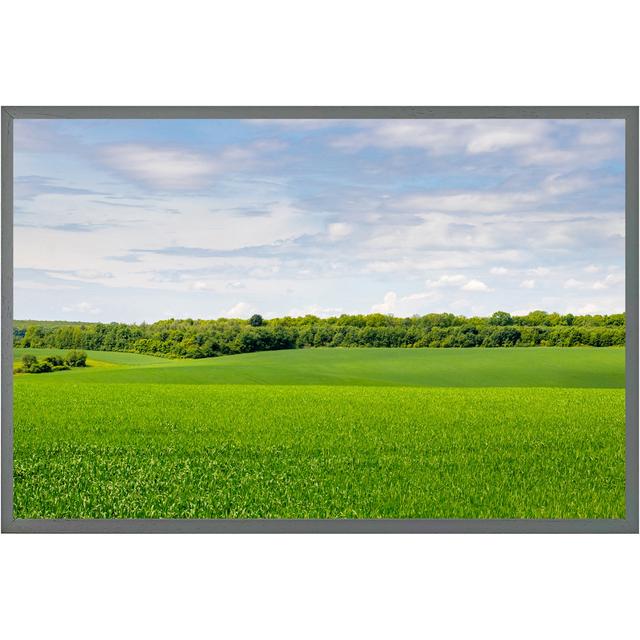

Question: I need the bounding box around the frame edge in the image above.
[1,106,638,533]
[1,107,14,532]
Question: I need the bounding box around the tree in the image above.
[522,310,549,326]
[21,325,45,348]
[560,313,575,326]
[484,326,521,347]
[11,310,626,358]
[488,311,514,326]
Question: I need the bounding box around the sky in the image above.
[13,118,625,323]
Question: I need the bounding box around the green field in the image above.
[13,346,625,387]
[13,347,626,519]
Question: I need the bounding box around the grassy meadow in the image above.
[12,347,626,519]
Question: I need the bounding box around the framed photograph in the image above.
[1,107,637,533]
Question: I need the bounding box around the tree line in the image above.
[13,311,625,359]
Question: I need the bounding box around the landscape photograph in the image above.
[12,117,626,520]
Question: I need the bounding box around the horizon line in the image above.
[12,309,627,325]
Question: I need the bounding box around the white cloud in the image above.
[520,279,536,289]
[100,144,218,189]
[461,279,492,292]
[520,147,581,166]
[396,191,541,214]
[466,127,543,154]
[564,278,585,289]
[99,140,285,189]
[191,280,237,292]
[224,302,254,317]
[425,274,467,288]
[424,274,493,293]
[15,280,80,291]
[577,125,620,146]
[572,296,624,315]
[528,267,551,276]
[362,247,523,274]
[490,266,509,275]
[62,301,101,315]
[288,304,343,318]
[564,273,623,291]
[37,269,115,285]
[332,120,549,157]
[331,120,622,176]
[542,173,589,196]
[510,307,539,316]
[371,291,397,314]
[401,292,438,303]
[584,264,601,273]
[593,273,624,290]
[327,222,353,240]
[57,269,113,281]
[371,290,442,316]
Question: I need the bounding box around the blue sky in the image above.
[14,118,625,322]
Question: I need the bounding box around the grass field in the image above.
[13,347,626,519]
[13,346,625,387]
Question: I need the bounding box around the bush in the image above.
[28,360,52,373]
[20,353,52,373]
[65,350,87,367]
[15,353,71,374]
[21,354,37,369]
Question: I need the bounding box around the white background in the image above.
[0,1,638,638]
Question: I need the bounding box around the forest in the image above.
[13,310,626,359]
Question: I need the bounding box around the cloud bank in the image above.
[13,118,625,322]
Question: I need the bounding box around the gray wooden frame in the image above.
[1,106,637,533]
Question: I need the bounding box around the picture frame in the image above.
[1,105,638,533]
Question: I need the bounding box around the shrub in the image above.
[20,354,52,373]
[65,350,87,367]
[17,351,80,374]
[29,360,52,373]
[21,354,37,369]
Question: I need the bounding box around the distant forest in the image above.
[14,310,625,359]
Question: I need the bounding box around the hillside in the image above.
[13,346,625,388]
